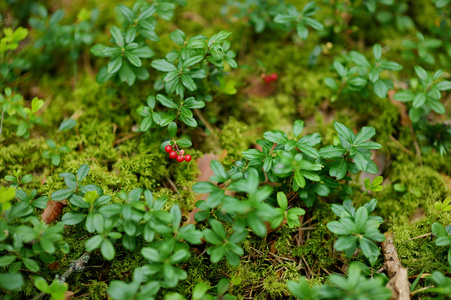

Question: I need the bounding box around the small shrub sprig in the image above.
[225,1,323,40]
[324,44,403,101]
[393,66,451,122]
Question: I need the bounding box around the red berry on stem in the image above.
[184,154,192,162]
[176,155,184,162]
[270,73,278,81]
[264,76,271,84]
[169,151,177,159]
[165,145,173,153]
[180,150,185,155]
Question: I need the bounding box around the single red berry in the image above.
[165,145,173,153]
[179,149,185,155]
[169,151,177,159]
[270,73,278,81]
[184,154,192,162]
[264,76,272,84]
[176,155,184,162]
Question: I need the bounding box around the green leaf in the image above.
[180,114,197,127]
[110,26,124,47]
[62,212,86,225]
[125,27,136,44]
[324,78,338,89]
[355,207,368,232]
[0,255,16,267]
[204,229,222,245]
[354,127,376,145]
[294,170,306,188]
[156,94,178,109]
[183,55,204,68]
[428,100,445,114]
[58,118,77,131]
[118,62,136,85]
[436,80,451,91]
[101,239,115,260]
[349,51,371,69]
[263,130,288,144]
[118,4,135,22]
[373,44,382,60]
[319,145,346,159]
[277,192,288,210]
[414,65,428,82]
[0,273,24,292]
[78,164,90,182]
[373,79,388,98]
[51,154,61,166]
[140,116,153,132]
[413,92,427,108]
[168,122,177,138]
[181,73,196,91]
[152,59,177,72]
[335,235,357,251]
[211,161,227,182]
[334,122,355,147]
[296,22,308,40]
[51,189,73,201]
[330,158,347,180]
[170,29,186,46]
[176,139,192,147]
[248,212,266,238]
[126,51,141,67]
[303,17,323,30]
[85,235,103,251]
[274,14,297,23]
[393,90,415,102]
[23,258,40,272]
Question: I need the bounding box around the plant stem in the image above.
[0,109,4,141]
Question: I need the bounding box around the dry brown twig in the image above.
[33,252,91,300]
[381,233,411,300]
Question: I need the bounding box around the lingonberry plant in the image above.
[327,199,385,266]
[225,1,323,39]
[288,262,391,300]
[324,44,403,101]
[4,0,451,298]
[0,88,45,140]
[393,66,451,122]
[0,26,29,86]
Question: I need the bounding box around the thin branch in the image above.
[193,109,218,141]
[0,109,4,140]
[389,135,415,157]
[33,252,91,300]
[410,124,423,166]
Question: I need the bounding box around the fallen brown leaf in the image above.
[244,77,277,98]
[388,90,411,127]
[64,291,74,300]
[48,261,60,270]
[41,200,64,224]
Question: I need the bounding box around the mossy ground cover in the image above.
[1,0,451,299]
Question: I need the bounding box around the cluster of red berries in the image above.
[261,72,278,84]
[164,145,192,162]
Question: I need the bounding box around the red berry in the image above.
[165,145,173,153]
[264,76,272,84]
[179,150,185,155]
[176,155,184,162]
[270,73,278,81]
[169,151,177,159]
[184,154,192,162]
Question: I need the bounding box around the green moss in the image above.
[376,160,450,223]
